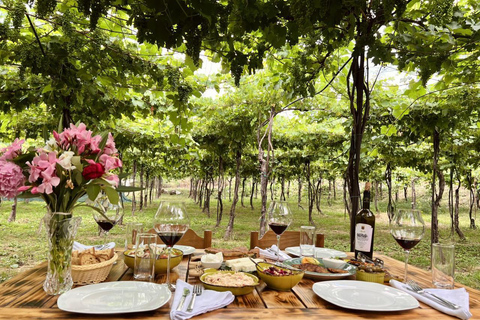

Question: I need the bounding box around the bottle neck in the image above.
[362,191,370,210]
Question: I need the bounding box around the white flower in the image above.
[57,151,75,170]
[43,138,58,152]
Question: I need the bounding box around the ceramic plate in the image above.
[312,280,419,311]
[157,244,196,255]
[284,246,347,258]
[57,282,171,314]
[283,258,356,280]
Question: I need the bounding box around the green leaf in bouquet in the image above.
[11,152,35,168]
[42,125,49,142]
[71,156,82,171]
[95,132,110,162]
[57,115,63,133]
[116,185,144,192]
[86,184,101,201]
[62,189,71,211]
[73,170,83,185]
[118,172,131,180]
[104,187,119,205]
[16,192,42,199]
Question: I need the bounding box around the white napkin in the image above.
[73,241,116,251]
[170,280,234,320]
[255,245,291,262]
[390,279,472,319]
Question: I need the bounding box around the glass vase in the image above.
[43,213,81,295]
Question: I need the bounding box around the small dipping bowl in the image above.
[321,258,347,269]
[201,252,223,269]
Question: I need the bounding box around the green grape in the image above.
[185,27,203,66]
[167,68,180,89]
[35,0,57,17]
[11,1,25,30]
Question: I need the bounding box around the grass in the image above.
[1,184,479,290]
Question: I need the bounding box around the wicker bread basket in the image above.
[72,253,118,285]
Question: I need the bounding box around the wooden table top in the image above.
[0,251,478,319]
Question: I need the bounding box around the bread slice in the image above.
[80,253,99,265]
[71,250,80,265]
[96,248,114,259]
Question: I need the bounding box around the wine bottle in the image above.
[354,182,375,259]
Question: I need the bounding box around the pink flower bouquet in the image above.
[0,123,125,214]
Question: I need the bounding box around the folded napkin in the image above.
[170,280,234,320]
[390,279,472,320]
[73,241,116,251]
[255,245,291,262]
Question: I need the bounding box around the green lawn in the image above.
[1,187,479,289]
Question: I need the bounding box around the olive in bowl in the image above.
[256,262,304,291]
[124,247,183,273]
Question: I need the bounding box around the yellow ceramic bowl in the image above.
[355,270,385,284]
[256,262,304,291]
[123,248,183,274]
[200,270,259,296]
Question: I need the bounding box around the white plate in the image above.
[157,244,196,255]
[58,282,171,314]
[285,246,347,258]
[283,258,356,280]
[312,280,419,311]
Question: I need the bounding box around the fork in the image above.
[94,244,108,250]
[186,285,203,312]
[407,280,460,309]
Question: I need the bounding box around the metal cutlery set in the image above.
[407,280,460,310]
[176,285,204,312]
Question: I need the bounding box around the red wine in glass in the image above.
[268,201,292,263]
[157,232,184,247]
[390,209,424,283]
[393,237,421,251]
[96,220,116,233]
[153,201,189,292]
[269,222,288,235]
[92,194,124,248]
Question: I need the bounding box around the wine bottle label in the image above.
[355,223,373,252]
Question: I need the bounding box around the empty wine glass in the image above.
[390,209,425,283]
[268,201,292,263]
[153,201,189,291]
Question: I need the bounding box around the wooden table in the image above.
[0,251,478,319]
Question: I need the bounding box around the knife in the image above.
[176,288,190,311]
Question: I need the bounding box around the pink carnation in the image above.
[103,174,119,187]
[27,151,58,183]
[0,160,25,198]
[99,154,122,171]
[53,123,97,154]
[90,135,102,154]
[36,166,60,194]
[102,133,118,155]
[0,139,24,161]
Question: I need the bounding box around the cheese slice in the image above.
[225,258,263,272]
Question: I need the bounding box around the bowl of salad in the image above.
[256,262,304,291]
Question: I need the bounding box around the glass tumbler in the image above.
[134,233,157,281]
[432,243,455,289]
[125,222,144,251]
[300,226,316,257]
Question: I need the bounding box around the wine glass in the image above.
[153,201,189,291]
[267,201,292,263]
[390,209,425,283]
[92,193,124,246]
